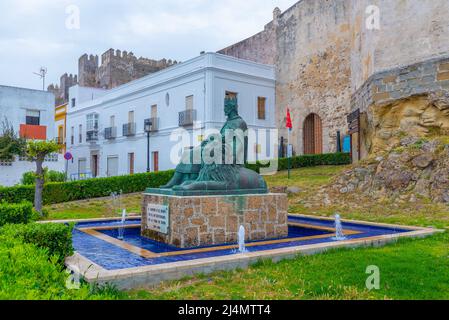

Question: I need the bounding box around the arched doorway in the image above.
[303,113,323,155]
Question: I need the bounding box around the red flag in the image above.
[286,108,293,130]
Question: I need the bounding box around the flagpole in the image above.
[288,128,291,179]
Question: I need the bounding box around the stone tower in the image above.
[78,54,99,87]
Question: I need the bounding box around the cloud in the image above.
[0,0,297,90]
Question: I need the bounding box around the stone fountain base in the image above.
[141,193,288,248]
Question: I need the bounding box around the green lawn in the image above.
[44,193,142,220]
[44,166,449,300]
[128,233,449,300]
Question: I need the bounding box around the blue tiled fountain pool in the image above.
[72,216,412,271]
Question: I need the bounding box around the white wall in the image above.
[0,85,64,187]
[0,85,55,139]
[66,53,276,178]
[0,156,64,187]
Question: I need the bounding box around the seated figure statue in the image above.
[161,97,267,192]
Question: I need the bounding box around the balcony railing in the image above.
[123,123,136,137]
[55,137,65,145]
[179,110,197,127]
[144,118,159,132]
[86,130,99,142]
[104,127,117,140]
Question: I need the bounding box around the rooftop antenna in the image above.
[33,67,47,91]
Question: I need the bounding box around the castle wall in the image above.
[218,22,277,65]
[218,0,449,158]
[350,0,449,91]
[78,54,99,87]
[275,0,352,155]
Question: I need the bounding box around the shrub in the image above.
[0,232,122,300]
[0,222,74,263]
[0,170,174,205]
[22,170,66,185]
[247,152,351,173]
[0,201,36,227]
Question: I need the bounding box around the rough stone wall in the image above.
[78,54,99,88]
[218,21,277,65]
[47,73,78,106]
[275,0,352,154]
[218,1,353,155]
[142,194,288,248]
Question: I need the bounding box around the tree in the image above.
[0,118,26,161]
[26,140,61,213]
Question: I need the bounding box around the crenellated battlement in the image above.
[49,48,177,104]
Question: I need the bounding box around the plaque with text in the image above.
[347,109,360,135]
[146,204,169,234]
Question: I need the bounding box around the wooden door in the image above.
[152,152,159,172]
[303,113,323,155]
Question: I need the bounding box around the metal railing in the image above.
[86,130,99,142]
[104,127,117,140]
[123,123,136,136]
[70,172,93,181]
[179,109,197,127]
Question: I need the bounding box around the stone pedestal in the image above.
[141,193,288,248]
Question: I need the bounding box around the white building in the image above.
[66,53,276,179]
[0,85,63,186]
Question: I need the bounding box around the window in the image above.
[71,126,74,145]
[257,97,266,120]
[110,115,115,127]
[71,98,76,108]
[79,124,82,143]
[128,111,135,123]
[185,95,194,111]
[86,113,99,131]
[151,105,157,119]
[128,153,135,175]
[78,158,86,174]
[26,110,40,125]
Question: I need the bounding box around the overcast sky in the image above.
[0,0,297,90]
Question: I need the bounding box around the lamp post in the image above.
[144,119,152,173]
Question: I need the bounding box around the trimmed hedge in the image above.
[246,152,351,173]
[0,170,174,205]
[0,153,349,205]
[0,201,36,227]
[0,222,74,264]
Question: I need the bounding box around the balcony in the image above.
[19,124,47,140]
[123,123,136,137]
[86,130,99,142]
[179,110,197,127]
[144,118,159,132]
[104,127,117,140]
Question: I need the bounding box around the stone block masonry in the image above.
[351,55,449,113]
[142,193,288,248]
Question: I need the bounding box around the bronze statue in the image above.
[161,97,267,192]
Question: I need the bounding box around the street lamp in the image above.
[144,119,153,172]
